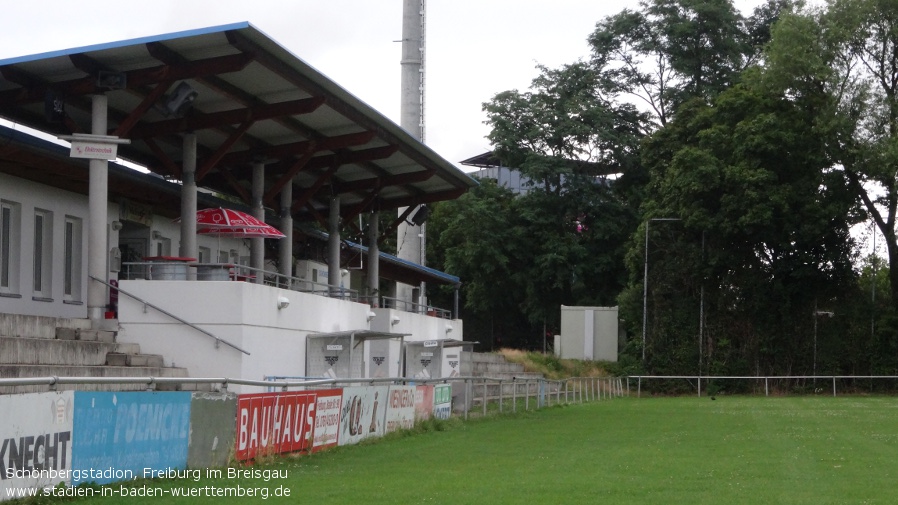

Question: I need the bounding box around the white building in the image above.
[0,23,475,391]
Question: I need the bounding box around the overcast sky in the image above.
[0,0,774,172]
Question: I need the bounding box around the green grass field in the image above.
[22,396,898,505]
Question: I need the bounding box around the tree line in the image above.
[425,0,898,383]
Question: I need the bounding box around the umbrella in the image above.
[176,207,270,229]
[197,225,285,239]
[195,219,286,265]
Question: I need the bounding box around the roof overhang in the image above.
[0,22,476,223]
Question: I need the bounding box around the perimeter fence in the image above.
[629,375,898,397]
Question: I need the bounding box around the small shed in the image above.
[404,338,473,380]
[557,306,619,361]
[306,330,408,379]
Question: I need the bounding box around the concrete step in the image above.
[0,314,91,339]
[105,352,164,368]
[0,364,191,394]
[56,328,115,343]
[471,362,525,373]
[0,336,122,366]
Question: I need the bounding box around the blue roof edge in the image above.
[0,21,253,66]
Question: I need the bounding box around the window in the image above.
[198,246,211,263]
[64,216,83,301]
[33,209,53,298]
[0,200,20,294]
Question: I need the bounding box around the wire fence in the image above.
[629,375,898,397]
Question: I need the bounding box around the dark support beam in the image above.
[334,169,434,195]
[211,131,375,167]
[113,81,173,137]
[383,206,417,238]
[143,138,180,178]
[218,168,252,204]
[196,121,254,181]
[305,201,328,229]
[291,164,339,214]
[263,147,315,205]
[127,97,325,139]
[0,53,254,105]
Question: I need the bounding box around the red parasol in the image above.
[179,207,270,229]
[197,225,286,239]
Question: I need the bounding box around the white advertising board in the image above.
[383,386,416,434]
[0,392,74,501]
[311,390,342,451]
[338,386,388,446]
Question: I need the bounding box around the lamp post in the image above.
[642,218,681,366]
[813,301,834,383]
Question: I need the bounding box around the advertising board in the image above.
[71,392,191,485]
[235,391,317,461]
[311,389,342,452]
[414,385,434,421]
[383,386,416,434]
[0,392,74,499]
[434,384,452,420]
[338,386,388,446]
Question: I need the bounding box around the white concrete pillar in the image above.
[367,211,380,306]
[179,133,197,270]
[278,181,293,286]
[87,95,108,327]
[251,162,265,284]
[328,196,341,292]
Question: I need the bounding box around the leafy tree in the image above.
[632,77,859,374]
[588,0,794,127]
[761,0,898,310]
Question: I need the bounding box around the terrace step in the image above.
[105,352,164,368]
[0,314,90,339]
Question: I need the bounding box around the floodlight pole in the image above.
[642,218,681,366]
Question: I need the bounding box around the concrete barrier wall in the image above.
[188,392,237,469]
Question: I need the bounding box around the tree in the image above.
[588,0,794,127]
[632,78,859,375]
[761,0,898,310]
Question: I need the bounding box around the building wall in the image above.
[0,171,249,319]
[0,173,90,318]
[117,280,375,393]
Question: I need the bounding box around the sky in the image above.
[0,0,776,172]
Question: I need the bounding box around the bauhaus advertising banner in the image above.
[235,391,318,461]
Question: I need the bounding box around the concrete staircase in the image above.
[0,313,190,394]
[459,351,549,403]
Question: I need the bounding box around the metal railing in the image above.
[91,275,249,355]
[629,375,898,397]
[119,262,453,316]
[381,296,452,319]
[0,375,626,418]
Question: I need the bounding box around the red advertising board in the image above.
[235,391,318,461]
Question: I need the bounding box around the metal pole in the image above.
[483,381,487,416]
[251,162,265,284]
[642,222,649,366]
[513,381,517,413]
[464,379,469,420]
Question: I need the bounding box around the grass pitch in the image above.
[34,396,898,504]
